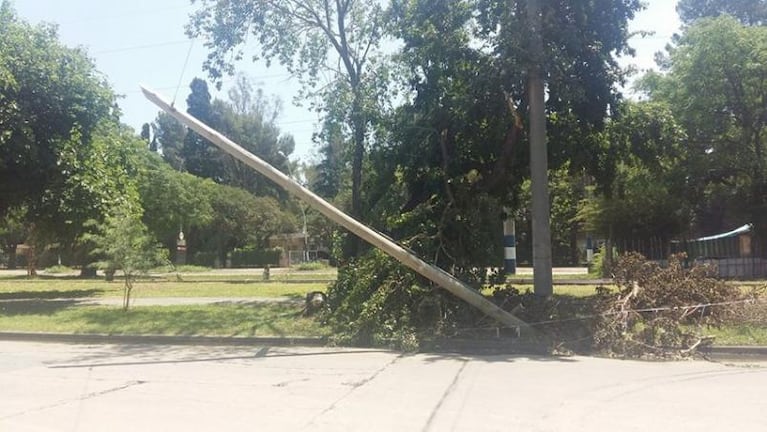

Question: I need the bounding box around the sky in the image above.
[13,0,681,163]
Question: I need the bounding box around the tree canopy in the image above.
[188,0,389,256]
[639,15,767,234]
[677,0,767,25]
[0,2,117,219]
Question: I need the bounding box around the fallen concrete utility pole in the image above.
[141,86,528,329]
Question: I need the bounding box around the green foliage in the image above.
[42,265,76,274]
[152,264,212,274]
[149,75,295,196]
[677,0,767,25]
[295,261,327,271]
[639,16,767,235]
[47,124,145,258]
[325,251,431,349]
[516,164,588,266]
[194,184,296,261]
[188,0,388,242]
[577,101,690,241]
[86,206,168,310]
[0,3,116,218]
[152,111,186,170]
[136,151,215,250]
[211,75,295,198]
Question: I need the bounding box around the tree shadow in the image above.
[0,299,84,316]
[69,303,314,339]
[0,289,105,300]
[0,274,104,281]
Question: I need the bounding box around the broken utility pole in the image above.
[141,86,529,330]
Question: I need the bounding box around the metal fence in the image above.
[614,235,767,279]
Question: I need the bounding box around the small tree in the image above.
[86,207,168,310]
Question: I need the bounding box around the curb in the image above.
[699,345,767,356]
[0,332,328,347]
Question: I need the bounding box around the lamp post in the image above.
[176,228,186,265]
[278,151,309,263]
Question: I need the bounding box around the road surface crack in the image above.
[301,354,403,429]
[1,380,146,420]
[421,360,468,432]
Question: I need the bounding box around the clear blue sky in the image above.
[14,0,680,162]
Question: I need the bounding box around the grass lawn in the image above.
[0,303,329,337]
[0,278,330,299]
[701,325,767,346]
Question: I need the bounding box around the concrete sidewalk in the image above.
[1,341,765,431]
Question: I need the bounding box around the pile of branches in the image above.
[592,253,756,358]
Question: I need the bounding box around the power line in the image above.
[92,40,192,55]
[58,4,191,25]
[172,40,196,106]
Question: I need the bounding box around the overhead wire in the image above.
[172,40,196,106]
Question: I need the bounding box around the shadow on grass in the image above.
[72,303,318,338]
[0,289,105,300]
[0,274,87,281]
[0,299,84,316]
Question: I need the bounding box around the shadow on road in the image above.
[45,346,396,369]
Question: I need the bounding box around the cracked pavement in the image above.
[1,341,766,431]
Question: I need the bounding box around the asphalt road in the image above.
[1,341,765,431]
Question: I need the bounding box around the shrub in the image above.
[295,261,327,271]
[43,265,76,274]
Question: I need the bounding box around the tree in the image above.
[677,0,767,26]
[86,206,168,310]
[154,76,295,198]
[152,111,187,170]
[638,16,767,235]
[576,101,690,252]
[193,184,297,265]
[0,2,125,275]
[376,0,642,282]
[182,78,221,180]
[136,151,215,253]
[47,124,147,275]
[0,2,116,218]
[370,0,527,280]
[212,75,294,198]
[188,0,387,256]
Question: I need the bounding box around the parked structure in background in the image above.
[268,232,328,267]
